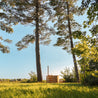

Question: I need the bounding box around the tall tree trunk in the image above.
[66,2,79,82]
[35,0,42,82]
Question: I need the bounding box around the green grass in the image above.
[0,83,98,98]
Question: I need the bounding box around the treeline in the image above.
[0,79,36,83]
[0,0,98,85]
[0,72,44,83]
[0,79,21,83]
[61,65,98,86]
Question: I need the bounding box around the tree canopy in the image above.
[0,1,14,53]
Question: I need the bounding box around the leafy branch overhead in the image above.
[74,36,98,69]
[16,32,53,50]
[79,0,98,27]
[0,36,12,53]
[0,1,14,53]
[50,0,81,52]
[11,0,55,50]
[16,35,35,50]
[0,0,55,53]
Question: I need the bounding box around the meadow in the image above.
[0,83,98,98]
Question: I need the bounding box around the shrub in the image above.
[61,67,77,82]
[42,80,46,83]
[21,79,28,83]
[27,79,36,83]
[28,71,37,82]
[81,71,98,86]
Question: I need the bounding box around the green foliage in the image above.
[50,0,81,51]
[0,79,10,83]
[5,0,53,50]
[16,35,35,51]
[74,36,98,64]
[72,31,86,39]
[42,80,46,83]
[0,0,54,50]
[81,71,98,86]
[61,67,77,82]
[28,71,37,82]
[89,60,98,71]
[80,0,98,27]
[74,33,98,85]
[0,37,12,53]
[90,25,98,37]
[0,1,14,53]
[20,79,28,83]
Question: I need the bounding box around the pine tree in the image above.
[50,0,80,82]
[2,0,53,81]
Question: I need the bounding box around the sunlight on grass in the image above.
[0,83,98,98]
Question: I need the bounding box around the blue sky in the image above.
[0,0,89,80]
[0,24,74,79]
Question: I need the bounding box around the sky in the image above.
[0,0,89,80]
[0,24,75,79]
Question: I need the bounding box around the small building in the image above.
[46,75,59,83]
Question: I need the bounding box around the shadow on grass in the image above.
[0,84,97,98]
[40,87,98,98]
[20,83,82,87]
[49,83,82,87]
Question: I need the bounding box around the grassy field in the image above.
[0,83,98,98]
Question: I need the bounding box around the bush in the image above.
[81,71,98,86]
[61,67,77,82]
[42,80,46,83]
[63,74,75,82]
[21,71,37,83]
[28,71,37,82]
[21,79,28,83]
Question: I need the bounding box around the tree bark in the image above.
[66,2,79,82]
[35,0,42,82]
